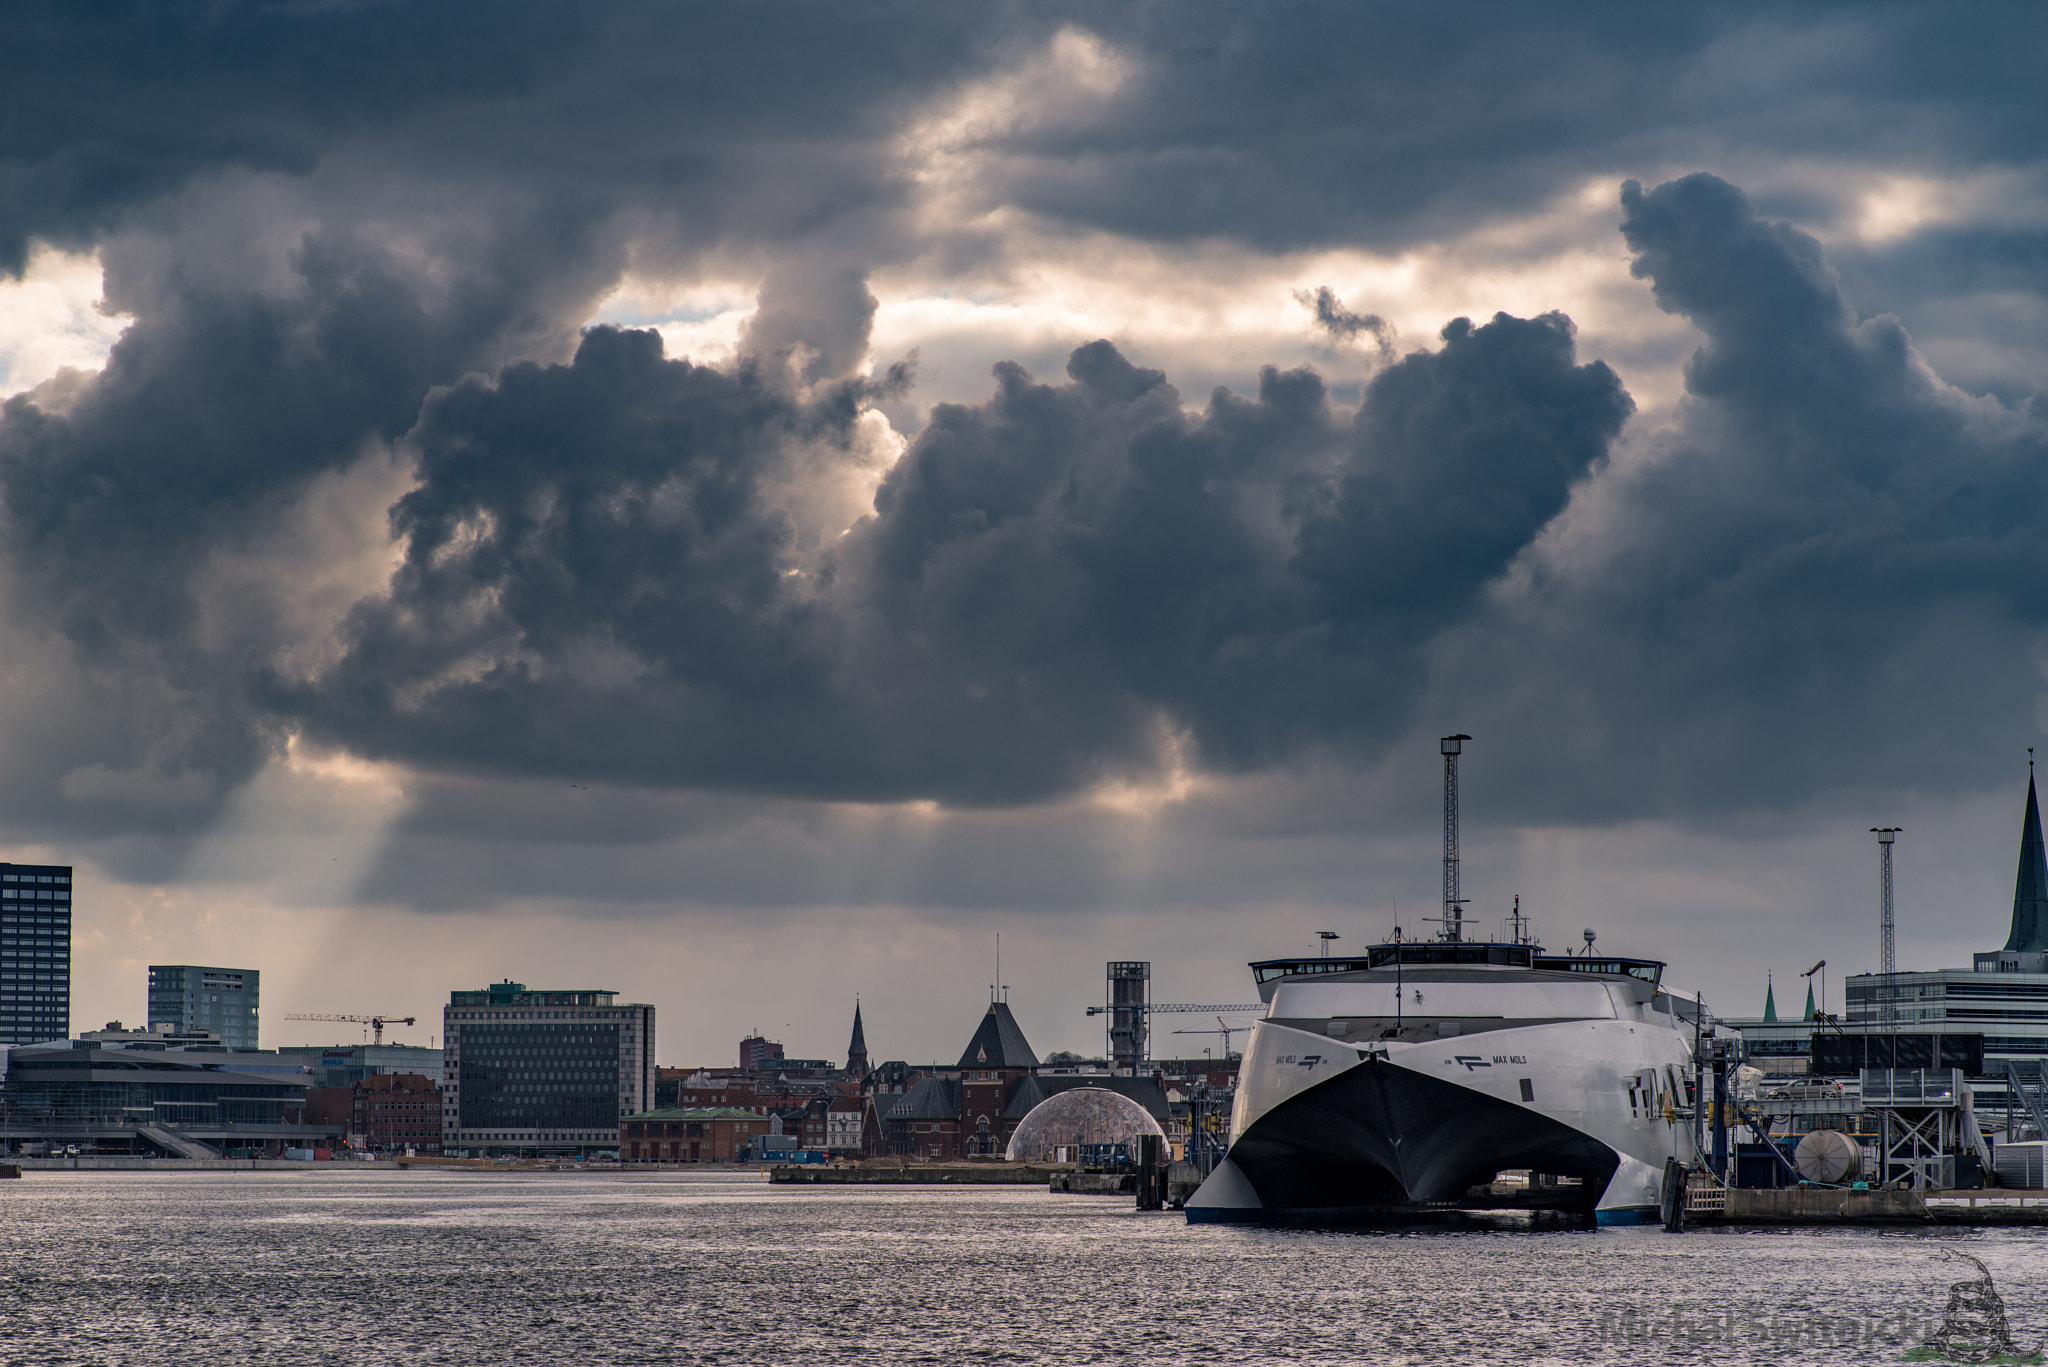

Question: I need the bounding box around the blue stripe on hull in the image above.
[1594,1205,1660,1226]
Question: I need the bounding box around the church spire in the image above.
[846,999,870,1078]
[1762,973,1778,1024]
[2003,750,2048,955]
[1803,981,1816,1021]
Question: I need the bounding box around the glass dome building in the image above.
[1005,1085,1164,1162]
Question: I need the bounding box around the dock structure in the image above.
[769,1162,1063,1185]
[1685,1185,2048,1225]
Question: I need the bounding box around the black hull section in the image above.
[1227,1057,1620,1214]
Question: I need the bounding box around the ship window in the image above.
[1519,1079,1534,1103]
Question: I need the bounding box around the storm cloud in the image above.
[286,306,1626,805]
[3,5,2048,1056]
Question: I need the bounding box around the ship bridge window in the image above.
[1364,944,1533,969]
[1534,957,1663,986]
[1252,959,1374,984]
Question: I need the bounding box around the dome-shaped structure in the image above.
[1005,1085,1164,1162]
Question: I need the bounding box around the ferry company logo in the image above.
[1452,1055,1491,1070]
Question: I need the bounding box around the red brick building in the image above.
[353,1073,443,1153]
[883,1001,1041,1158]
[302,1086,355,1129]
[622,1107,764,1163]
[955,1001,1038,1157]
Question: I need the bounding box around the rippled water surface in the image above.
[5,1169,2048,1364]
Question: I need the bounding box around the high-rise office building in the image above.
[1,862,73,1045]
[147,965,261,1050]
[441,980,655,1155]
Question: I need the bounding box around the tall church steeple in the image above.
[2003,751,2048,955]
[846,999,870,1079]
[1762,973,1778,1024]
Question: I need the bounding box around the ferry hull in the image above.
[1187,1054,1620,1223]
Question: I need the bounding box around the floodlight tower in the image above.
[1872,827,1901,1026]
[1441,734,1472,941]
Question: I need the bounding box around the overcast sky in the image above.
[5,2,2048,1064]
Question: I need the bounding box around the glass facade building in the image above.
[1,863,72,1045]
[442,981,655,1154]
[147,965,261,1050]
[273,1042,441,1089]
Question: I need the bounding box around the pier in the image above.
[769,1162,1064,1185]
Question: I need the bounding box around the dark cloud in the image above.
[11,4,2044,281]
[1441,173,2048,822]
[0,2,995,277]
[3,0,2046,873]
[278,311,1625,805]
[1296,286,1395,361]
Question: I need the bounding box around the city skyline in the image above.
[5,5,2048,1060]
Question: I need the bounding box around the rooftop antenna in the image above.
[1581,927,1596,958]
[994,932,1000,1005]
[1317,931,1340,958]
[1508,894,1531,945]
[1441,734,1472,941]
[1872,827,1901,1029]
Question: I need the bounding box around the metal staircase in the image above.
[2005,1059,2048,1141]
[137,1123,221,1160]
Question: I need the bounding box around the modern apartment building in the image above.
[441,980,655,1155]
[1,863,73,1045]
[146,965,261,1050]
[1732,764,2048,1124]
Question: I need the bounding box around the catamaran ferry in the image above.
[1185,937,1723,1224]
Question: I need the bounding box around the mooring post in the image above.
[1711,1052,1730,1185]
[1136,1134,1165,1211]
[1660,1156,1688,1231]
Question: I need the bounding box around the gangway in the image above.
[2005,1059,2048,1141]
[137,1123,221,1160]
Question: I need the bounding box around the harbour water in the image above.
[3,1170,2046,1364]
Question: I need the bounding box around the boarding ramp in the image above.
[137,1123,221,1160]
[2006,1059,2048,1141]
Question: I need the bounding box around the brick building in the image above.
[622,1107,766,1162]
[881,1000,1043,1158]
[886,1077,963,1157]
[354,1073,443,1153]
[956,1000,1039,1156]
[302,1086,355,1129]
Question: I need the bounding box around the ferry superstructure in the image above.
[1186,940,1722,1224]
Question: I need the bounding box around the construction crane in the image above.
[1085,1002,1264,1018]
[1172,1016,1248,1060]
[284,1013,417,1046]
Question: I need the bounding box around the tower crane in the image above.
[1084,1002,1264,1019]
[284,1013,417,1046]
[1171,1016,1248,1060]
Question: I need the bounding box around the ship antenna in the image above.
[1441,734,1471,941]
[1394,921,1403,1036]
